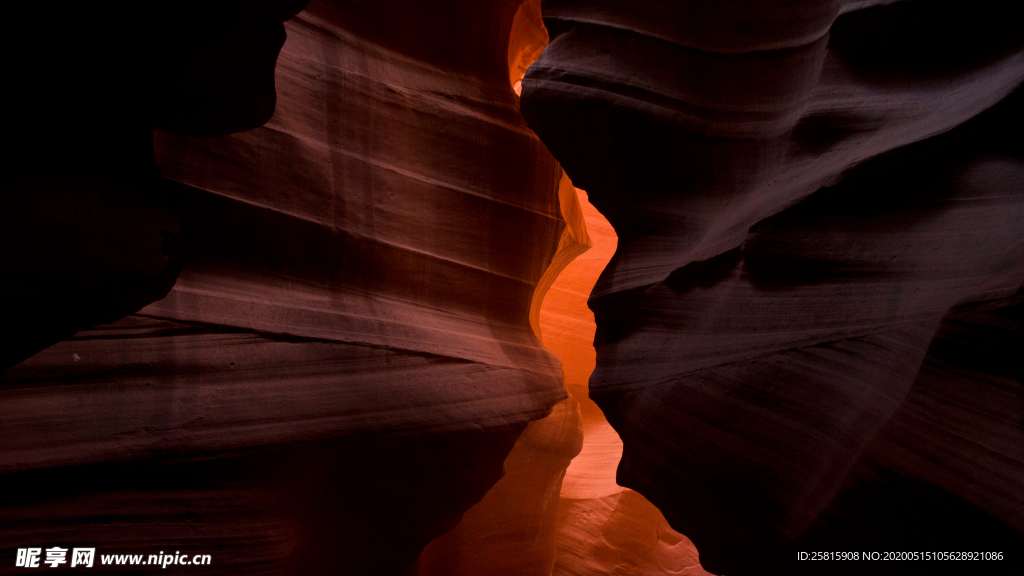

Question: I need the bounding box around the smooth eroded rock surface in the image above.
[522,0,1024,573]
[2,1,569,573]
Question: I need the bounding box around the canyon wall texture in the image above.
[521,0,1024,574]
[416,5,715,572]
[4,0,1022,574]
[3,1,571,574]
[416,182,715,576]
[548,190,711,576]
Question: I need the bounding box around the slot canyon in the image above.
[1,1,1021,575]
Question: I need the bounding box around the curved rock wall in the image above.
[521,0,1024,573]
[417,5,717,571]
[550,190,712,576]
[5,1,1021,574]
[414,10,592,570]
[2,1,569,574]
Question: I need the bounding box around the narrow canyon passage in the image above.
[417,3,714,571]
[416,176,715,575]
[2,1,1020,575]
[544,188,711,576]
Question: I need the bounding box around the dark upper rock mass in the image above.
[3,0,310,369]
[521,0,1024,573]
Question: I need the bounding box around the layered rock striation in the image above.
[522,0,1024,573]
[4,0,1021,574]
[416,4,715,571]
[2,1,570,573]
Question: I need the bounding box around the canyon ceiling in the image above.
[2,1,1022,575]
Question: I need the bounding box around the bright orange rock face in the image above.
[544,188,623,501]
[546,190,713,576]
[419,184,715,576]
[555,491,710,576]
[508,0,548,96]
[418,2,713,574]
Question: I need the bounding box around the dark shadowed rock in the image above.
[522,0,1024,573]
